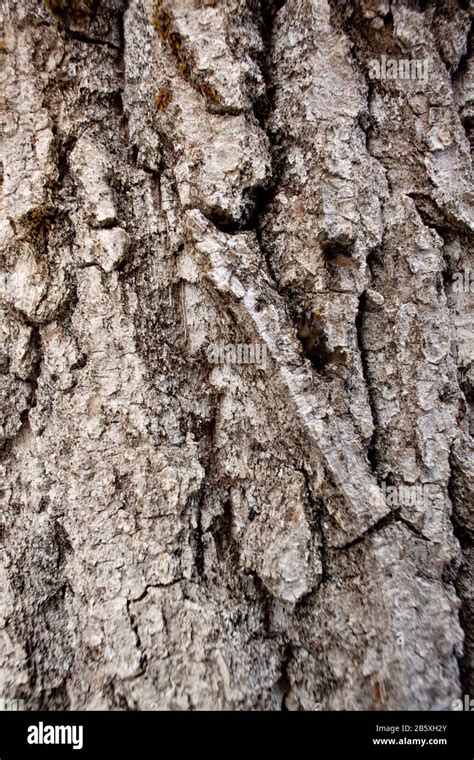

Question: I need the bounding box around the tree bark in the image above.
[1,0,472,710]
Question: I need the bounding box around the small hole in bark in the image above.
[321,239,360,270]
[297,310,347,372]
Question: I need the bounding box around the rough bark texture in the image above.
[1,0,473,710]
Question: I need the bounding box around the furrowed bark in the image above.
[1,0,472,710]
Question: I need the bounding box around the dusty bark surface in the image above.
[0,0,473,710]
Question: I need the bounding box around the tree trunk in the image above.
[1,0,472,710]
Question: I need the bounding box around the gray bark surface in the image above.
[0,0,473,710]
